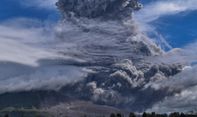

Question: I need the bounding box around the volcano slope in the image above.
[0,0,183,113]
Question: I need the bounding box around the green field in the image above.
[0,107,50,117]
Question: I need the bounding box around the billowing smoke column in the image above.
[51,0,183,112]
[0,0,186,113]
[56,0,142,18]
[55,0,163,65]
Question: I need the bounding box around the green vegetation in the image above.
[1,108,197,117]
[110,112,197,117]
[0,107,50,117]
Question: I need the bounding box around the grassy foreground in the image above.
[0,107,197,117]
[0,107,50,117]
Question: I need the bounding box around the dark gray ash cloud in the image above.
[0,0,197,113]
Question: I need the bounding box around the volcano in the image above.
[0,0,185,115]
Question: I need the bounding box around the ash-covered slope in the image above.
[0,0,184,112]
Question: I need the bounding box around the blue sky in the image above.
[136,0,197,48]
[0,0,196,48]
[0,0,59,21]
[152,10,197,47]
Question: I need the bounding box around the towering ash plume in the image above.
[56,0,142,18]
[50,0,183,111]
[0,0,185,114]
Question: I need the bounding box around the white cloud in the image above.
[0,18,61,66]
[0,65,87,94]
[0,18,87,94]
[132,0,197,112]
[134,0,197,63]
[19,0,57,9]
[132,0,197,50]
[147,65,197,113]
[146,40,197,66]
[135,0,197,23]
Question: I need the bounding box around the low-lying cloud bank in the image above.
[147,65,197,113]
[0,18,88,94]
[0,18,58,66]
[0,63,87,94]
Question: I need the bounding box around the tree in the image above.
[4,114,9,117]
[180,113,186,117]
[151,112,156,117]
[110,113,116,117]
[142,112,147,117]
[169,112,180,117]
[129,112,136,117]
[117,113,122,117]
